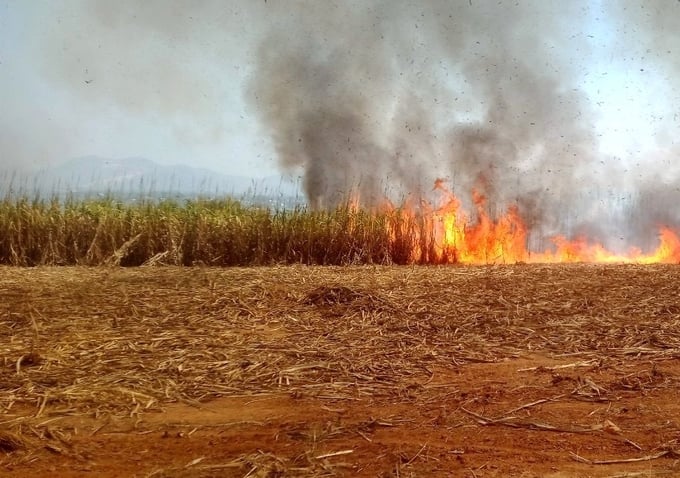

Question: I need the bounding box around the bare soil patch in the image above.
[1,264,680,477]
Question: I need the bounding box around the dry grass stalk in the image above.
[570,449,679,464]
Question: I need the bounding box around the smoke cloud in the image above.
[248,0,680,248]
[248,2,599,229]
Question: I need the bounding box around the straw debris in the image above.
[2,263,680,467]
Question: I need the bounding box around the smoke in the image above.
[602,1,680,245]
[248,2,597,219]
[248,0,680,247]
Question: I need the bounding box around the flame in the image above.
[385,180,680,264]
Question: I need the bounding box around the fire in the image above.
[391,180,680,264]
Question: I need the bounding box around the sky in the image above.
[0,1,272,177]
[0,0,678,183]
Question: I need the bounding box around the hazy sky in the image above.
[0,0,678,179]
[1,0,274,176]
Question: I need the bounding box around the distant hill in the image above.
[3,156,304,204]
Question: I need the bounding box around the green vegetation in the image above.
[0,195,432,266]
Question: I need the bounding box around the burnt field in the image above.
[1,265,680,477]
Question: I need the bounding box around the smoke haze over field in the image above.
[250,1,600,213]
[1,1,680,249]
[247,0,680,248]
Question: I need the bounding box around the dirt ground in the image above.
[1,265,680,477]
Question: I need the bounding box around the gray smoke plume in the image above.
[247,0,680,249]
[248,2,599,232]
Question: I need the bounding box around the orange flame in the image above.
[392,180,680,264]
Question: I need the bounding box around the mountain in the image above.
[7,156,303,203]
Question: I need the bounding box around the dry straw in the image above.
[2,264,680,469]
